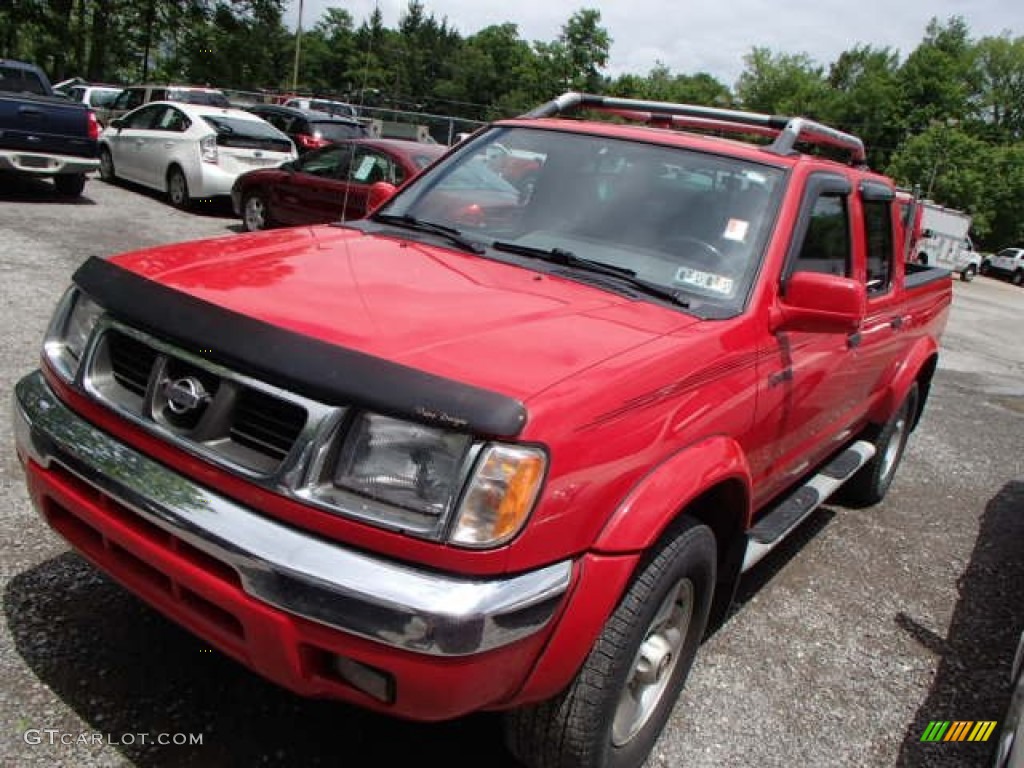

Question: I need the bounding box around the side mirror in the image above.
[110,118,124,130]
[921,228,934,238]
[367,181,398,213]
[774,271,865,334]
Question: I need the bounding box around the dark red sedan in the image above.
[230,138,446,231]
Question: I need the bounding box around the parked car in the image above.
[0,58,100,197]
[245,104,370,153]
[231,138,442,230]
[981,247,1024,286]
[66,84,122,113]
[98,101,295,208]
[14,92,952,768]
[95,84,230,125]
[283,96,359,118]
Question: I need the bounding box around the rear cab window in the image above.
[0,65,48,96]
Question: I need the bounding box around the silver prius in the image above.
[98,101,296,209]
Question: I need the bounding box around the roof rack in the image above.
[522,92,867,167]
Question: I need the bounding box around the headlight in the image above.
[43,288,104,382]
[309,412,546,548]
[333,413,472,519]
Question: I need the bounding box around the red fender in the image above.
[593,435,753,553]
[869,337,939,426]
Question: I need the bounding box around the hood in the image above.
[110,226,697,401]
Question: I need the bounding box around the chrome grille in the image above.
[84,324,322,478]
[108,331,157,397]
[230,387,306,462]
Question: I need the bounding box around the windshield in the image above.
[311,120,368,142]
[382,126,785,313]
[172,89,230,107]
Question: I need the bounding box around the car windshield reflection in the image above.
[382,126,786,311]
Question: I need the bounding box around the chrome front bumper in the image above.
[13,371,572,657]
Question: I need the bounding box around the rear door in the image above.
[134,105,192,188]
[847,180,911,410]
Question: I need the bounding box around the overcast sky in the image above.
[286,0,1022,87]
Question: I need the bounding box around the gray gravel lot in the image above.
[1,174,1022,767]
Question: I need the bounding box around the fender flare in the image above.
[870,336,939,428]
[593,434,752,553]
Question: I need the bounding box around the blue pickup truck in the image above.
[0,59,100,197]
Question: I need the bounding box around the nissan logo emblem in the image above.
[163,376,210,415]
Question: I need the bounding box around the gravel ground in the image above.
[1,174,1022,767]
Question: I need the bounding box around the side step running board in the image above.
[741,440,876,573]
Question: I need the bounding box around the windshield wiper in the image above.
[373,213,484,254]
[490,241,690,307]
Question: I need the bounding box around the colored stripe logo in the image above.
[920,721,997,742]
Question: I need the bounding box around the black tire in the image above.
[53,173,86,198]
[1013,270,1024,287]
[840,383,919,508]
[504,518,716,768]
[167,166,190,209]
[98,147,116,183]
[960,264,976,282]
[242,191,273,231]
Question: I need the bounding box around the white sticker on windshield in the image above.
[723,218,749,242]
[674,267,734,295]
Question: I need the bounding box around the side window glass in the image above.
[297,147,349,178]
[794,194,851,276]
[124,105,160,129]
[350,150,390,184]
[155,107,189,132]
[149,89,167,102]
[863,200,894,294]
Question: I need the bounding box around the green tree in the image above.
[735,47,832,116]
[972,33,1024,140]
[824,45,904,168]
[898,16,976,134]
[558,8,610,92]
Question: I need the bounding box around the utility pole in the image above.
[291,0,304,93]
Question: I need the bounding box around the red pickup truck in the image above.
[14,93,950,768]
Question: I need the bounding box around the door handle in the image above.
[847,331,862,349]
[890,315,908,330]
[18,106,42,116]
[164,142,174,148]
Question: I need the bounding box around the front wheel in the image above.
[504,518,716,768]
[167,167,190,209]
[960,264,976,282]
[1013,270,1024,287]
[98,147,116,182]
[242,191,272,231]
[840,383,919,508]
